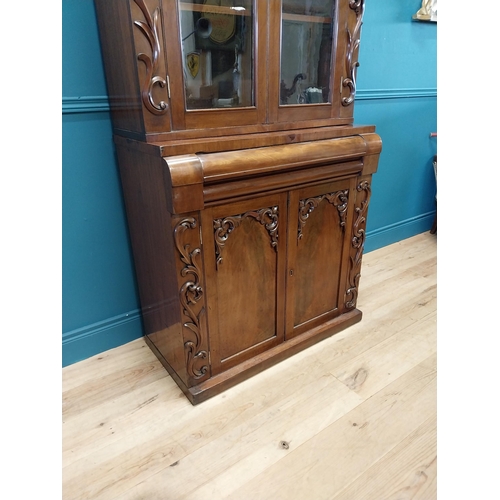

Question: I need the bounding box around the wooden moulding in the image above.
[198,136,368,183]
[163,134,381,213]
[113,125,378,158]
[202,160,363,207]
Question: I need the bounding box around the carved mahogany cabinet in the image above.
[94,0,381,404]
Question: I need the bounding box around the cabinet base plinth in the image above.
[146,309,362,405]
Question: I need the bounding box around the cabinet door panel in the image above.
[268,0,342,124]
[286,180,352,338]
[216,216,277,360]
[202,194,287,373]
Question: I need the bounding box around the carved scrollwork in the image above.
[345,180,371,309]
[174,218,209,380]
[297,190,349,240]
[342,0,365,106]
[133,0,168,115]
[214,206,279,270]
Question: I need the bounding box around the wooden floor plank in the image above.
[62,374,188,468]
[332,311,436,398]
[180,310,436,499]
[115,374,363,500]
[62,350,168,419]
[63,338,357,499]
[224,353,437,500]
[62,340,157,393]
[330,414,437,500]
[61,232,437,500]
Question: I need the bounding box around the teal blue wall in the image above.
[62,0,437,366]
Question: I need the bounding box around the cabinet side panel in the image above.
[115,145,188,385]
[94,0,172,138]
[94,0,145,136]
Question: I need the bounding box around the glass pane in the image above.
[280,0,335,106]
[178,0,254,110]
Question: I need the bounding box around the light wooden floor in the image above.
[62,231,437,500]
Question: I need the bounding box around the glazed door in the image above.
[164,0,268,131]
[268,0,363,126]
[285,178,354,339]
[201,193,287,374]
[268,0,341,124]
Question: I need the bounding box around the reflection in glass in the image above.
[178,0,254,110]
[280,0,335,106]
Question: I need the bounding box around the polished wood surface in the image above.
[286,178,354,337]
[62,232,437,500]
[113,132,380,403]
[201,193,288,373]
[113,124,378,156]
[94,0,364,141]
[94,0,380,404]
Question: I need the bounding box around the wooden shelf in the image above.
[178,3,330,23]
[179,2,251,16]
[282,12,331,23]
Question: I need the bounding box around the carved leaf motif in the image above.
[298,198,320,240]
[342,0,365,106]
[345,180,371,309]
[214,206,279,270]
[297,190,349,240]
[133,0,168,115]
[174,218,209,380]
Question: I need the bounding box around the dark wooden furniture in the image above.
[94,0,381,404]
[430,154,437,234]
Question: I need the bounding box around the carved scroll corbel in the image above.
[174,218,209,380]
[133,0,168,115]
[345,180,371,309]
[342,0,365,106]
[214,206,279,270]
